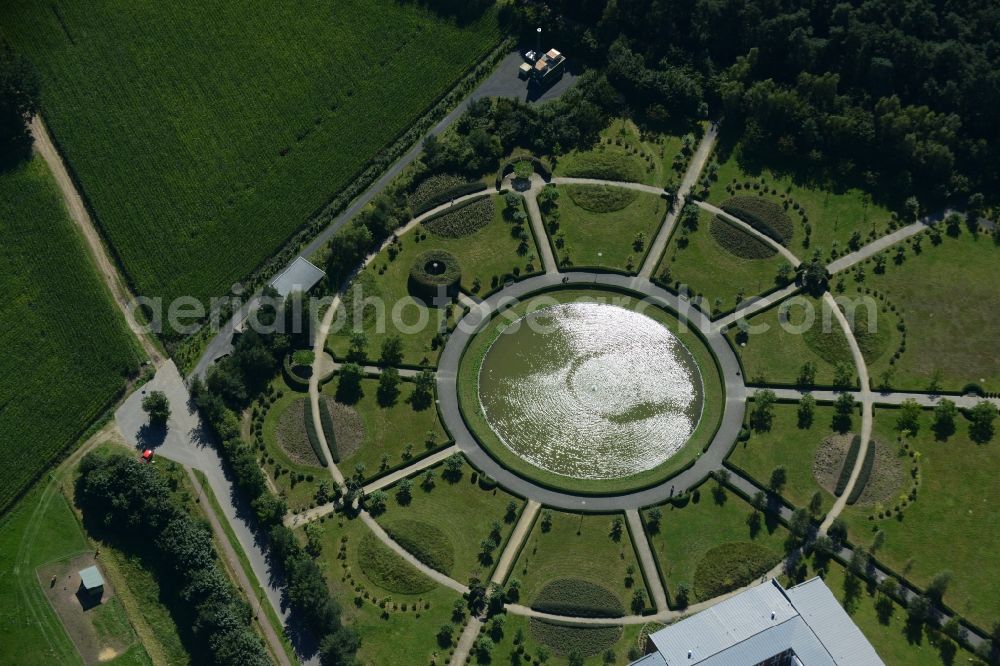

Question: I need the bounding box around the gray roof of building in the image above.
[270,256,325,298]
[645,578,885,666]
[79,565,104,589]
[630,653,668,666]
[785,577,885,665]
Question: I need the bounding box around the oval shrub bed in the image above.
[721,196,794,246]
[565,184,639,213]
[358,532,435,594]
[528,618,622,656]
[422,196,494,238]
[693,542,782,601]
[531,578,624,618]
[408,249,460,304]
[709,215,777,259]
[382,518,455,575]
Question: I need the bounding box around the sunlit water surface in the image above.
[478,303,703,479]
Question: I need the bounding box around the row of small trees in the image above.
[76,451,270,665]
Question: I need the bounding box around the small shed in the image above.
[518,62,532,79]
[78,565,105,599]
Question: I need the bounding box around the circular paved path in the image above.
[435,271,748,511]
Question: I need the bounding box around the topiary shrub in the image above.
[408,249,460,305]
[721,196,794,245]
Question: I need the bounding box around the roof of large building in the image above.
[79,565,105,590]
[643,578,884,666]
[270,256,326,297]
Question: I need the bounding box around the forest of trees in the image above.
[510,0,1000,207]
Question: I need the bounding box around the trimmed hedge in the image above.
[496,155,551,187]
[408,249,461,303]
[412,179,488,216]
[834,434,863,496]
[318,397,339,463]
[693,542,782,601]
[382,518,455,575]
[531,578,624,618]
[528,619,622,657]
[846,438,877,505]
[281,353,311,392]
[303,399,329,466]
[709,215,777,259]
[358,532,434,594]
[721,196,794,245]
[423,195,495,238]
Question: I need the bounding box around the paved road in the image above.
[626,509,667,612]
[491,500,540,586]
[819,291,873,533]
[695,201,802,267]
[550,176,666,196]
[518,174,559,273]
[435,271,748,511]
[186,467,292,666]
[639,125,718,278]
[192,52,576,380]
[114,362,319,664]
[751,386,1000,409]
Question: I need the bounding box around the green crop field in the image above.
[0,158,144,514]
[1,0,500,305]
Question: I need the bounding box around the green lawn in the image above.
[839,408,1000,630]
[544,187,667,272]
[328,197,533,367]
[511,510,652,615]
[554,117,692,188]
[642,488,788,605]
[485,613,646,665]
[321,377,449,480]
[705,141,893,257]
[2,0,500,305]
[374,459,524,584]
[657,209,788,315]
[728,403,838,515]
[457,289,724,495]
[790,556,985,666]
[862,229,1000,392]
[302,512,462,666]
[0,157,144,514]
[727,295,855,386]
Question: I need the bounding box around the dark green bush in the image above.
[423,196,494,237]
[692,542,782,601]
[721,196,794,245]
[531,578,625,618]
[318,398,338,464]
[528,619,622,657]
[709,215,777,259]
[382,519,455,574]
[303,399,329,467]
[564,184,639,213]
[408,249,461,303]
[358,533,434,594]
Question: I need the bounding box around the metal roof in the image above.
[643,578,885,666]
[786,578,885,665]
[79,565,104,590]
[631,653,668,666]
[270,256,325,298]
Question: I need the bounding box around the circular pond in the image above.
[477,302,704,480]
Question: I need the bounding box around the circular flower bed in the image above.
[408,249,460,305]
